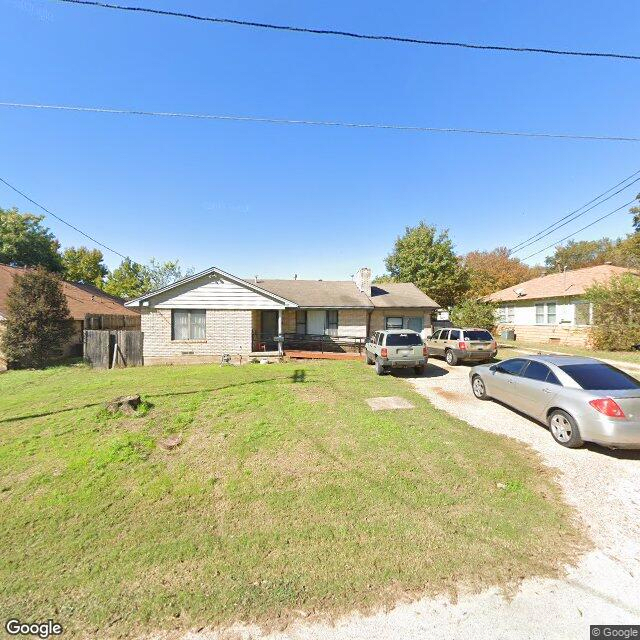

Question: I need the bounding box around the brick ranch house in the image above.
[124,266,439,365]
[484,264,638,347]
[0,264,140,369]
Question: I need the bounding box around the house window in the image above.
[535,304,545,325]
[546,302,557,324]
[295,310,307,335]
[575,301,592,326]
[326,310,339,336]
[406,316,423,332]
[385,317,403,330]
[172,310,206,340]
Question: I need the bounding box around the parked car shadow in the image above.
[391,362,449,379]
[487,398,640,459]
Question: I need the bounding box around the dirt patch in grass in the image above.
[432,386,465,401]
[0,361,586,638]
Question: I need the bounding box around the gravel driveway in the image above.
[184,359,640,640]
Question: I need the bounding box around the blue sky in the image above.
[1,0,639,279]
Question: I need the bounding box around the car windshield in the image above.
[386,333,422,346]
[464,330,493,341]
[560,363,640,391]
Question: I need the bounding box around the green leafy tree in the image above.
[0,267,73,368]
[146,258,193,291]
[585,274,640,350]
[544,238,619,271]
[103,258,151,299]
[383,222,469,308]
[103,257,192,299]
[61,246,108,286]
[630,193,640,232]
[449,299,497,330]
[0,207,62,271]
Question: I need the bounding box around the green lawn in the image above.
[499,340,640,366]
[0,361,583,637]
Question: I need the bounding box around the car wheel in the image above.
[471,375,489,400]
[375,358,387,376]
[414,365,424,375]
[445,349,458,366]
[365,352,374,365]
[548,409,584,448]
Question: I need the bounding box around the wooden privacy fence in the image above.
[84,330,144,369]
[84,314,141,330]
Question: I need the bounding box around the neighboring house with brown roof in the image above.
[125,266,439,364]
[484,264,638,346]
[0,264,140,369]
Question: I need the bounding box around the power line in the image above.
[55,0,640,62]
[2,101,640,143]
[519,199,636,261]
[0,176,129,260]
[509,173,640,254]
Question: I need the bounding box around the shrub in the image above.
[449,299,497,330]
[585,274,640,350]
[0,267,73,368]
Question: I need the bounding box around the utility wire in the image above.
[55,0,640,62]
[509,174,640,254]
[519,199,636,261]
[0,176,129,260]
[2,101,640,143]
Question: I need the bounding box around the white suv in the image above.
[365,329,428,375]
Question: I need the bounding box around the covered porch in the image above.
[251,308,368,356]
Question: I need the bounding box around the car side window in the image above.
[441,330,450,340]
[431,330,441,340]
[493,358,528,376]
[522,361,552,382]
[449,329,460,340]
[546,370,561,385]
[377,332,384,345]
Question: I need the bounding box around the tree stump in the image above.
[105,394,142,415]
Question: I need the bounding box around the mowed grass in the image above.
[499,340,640,365]
[0,361,582,637]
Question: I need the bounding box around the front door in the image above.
[261,310,279,348]
[307,310,326,335]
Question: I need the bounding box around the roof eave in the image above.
[124,266,299,308]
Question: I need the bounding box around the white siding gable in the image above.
[149,274,287,310]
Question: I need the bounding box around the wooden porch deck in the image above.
[284,350,364,361]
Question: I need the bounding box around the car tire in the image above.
[471,374,489,400]
[414,365,424,376]
[365,352,374,365]
[548,409,584,448]
[445,349,458,366]
[375,358,387,376]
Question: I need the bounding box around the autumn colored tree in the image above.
[544,238,619,271]
[462,247,542,297]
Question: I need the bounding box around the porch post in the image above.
[277,309,283,356]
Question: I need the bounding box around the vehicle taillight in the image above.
[423,346,428,356]
[381,347,388,358]
[589,398,626,418]
[458,341,467,350]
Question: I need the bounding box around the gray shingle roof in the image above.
[249,279,372,308]
[249,279,440,309]
[370,283,439,308]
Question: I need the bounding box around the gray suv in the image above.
[365,329,428,375]
[427,327,497,366]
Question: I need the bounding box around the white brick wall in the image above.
[141,308,252,363]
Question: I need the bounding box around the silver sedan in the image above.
[469,355,640,449]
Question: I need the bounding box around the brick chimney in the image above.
[353,267,372,296]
